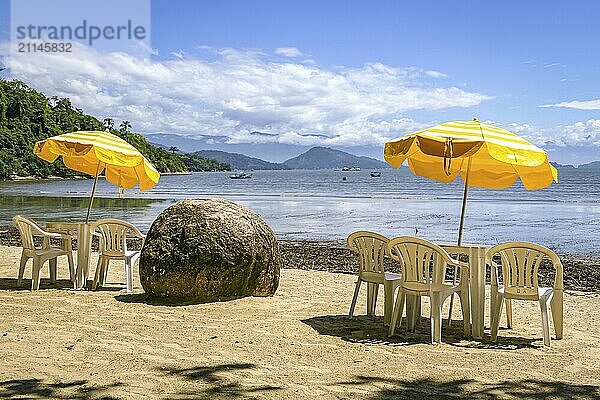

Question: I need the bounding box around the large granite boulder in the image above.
[139,199,280,301]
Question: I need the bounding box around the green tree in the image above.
[0,78,231,179]
[119,120,132,136]
[102,118,114,130]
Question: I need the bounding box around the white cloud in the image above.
[543,62,561,68]
[2,42,490,147]
[500,120,600,148]
[541,99,600,110]
[274,47,304,58]
[424,70,448,78]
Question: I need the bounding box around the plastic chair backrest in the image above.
[91,219,144,257]
[12,215,40,251]
[387,236,457,286]
[486,242,564,298]
[347,231,389,281]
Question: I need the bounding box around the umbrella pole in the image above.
[457,157,472,246]
[448,157,472,327]
[85,163,101,224]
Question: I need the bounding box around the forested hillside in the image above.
[0,79,229,179]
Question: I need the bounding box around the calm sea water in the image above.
[1,168,599,254]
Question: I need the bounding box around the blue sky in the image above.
[151,2,591,111]
[1,0,600,163]
[153,0,600,126]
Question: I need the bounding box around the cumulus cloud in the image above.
[541,99,600,110]
[500,120,600,148]
[274,47,304,58]
[2,42,491,146]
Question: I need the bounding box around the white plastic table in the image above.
[441,243,489,339]
[46,221,94,289]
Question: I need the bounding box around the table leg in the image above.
[76,223,92,289]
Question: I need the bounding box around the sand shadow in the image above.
[113,292,250,306]
[0,277,76,291]
[0,378,123,399]
[157,363,282,399]
[301,315,538,349]
[337,376,600,399]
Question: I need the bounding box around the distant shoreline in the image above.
[2,170,194,182]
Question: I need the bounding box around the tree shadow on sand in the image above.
[0,378,123,399]
[157,363,282,399]
[302,315,539,349]
[338,376,600,400]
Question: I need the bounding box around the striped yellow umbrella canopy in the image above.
[384,118,558,244]
[34,130,160,222]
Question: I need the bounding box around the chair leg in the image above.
[430,292,442,344]
[491,293,504,342]
[388,288,406,337]
[102,260,110,285]
[415,297,422,326]
[447,293,455,327]
[490,280,498,330]
[366,283,378,316]
[17,254,28,286]
[505,299,513,329]
[92,258,104,290]
[540,299,551,347]
[459,287,471,337]
[49,258,57,283]
[31,259,42,290]
[67,251,76,288]
[383,281,395,326]
[407,295,419,333]
[125,260,134,293]
[551,290,563,340]
[349,279,362,318]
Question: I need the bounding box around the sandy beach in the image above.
[1,242,600,400]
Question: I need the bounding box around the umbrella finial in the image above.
[472,117,479,122]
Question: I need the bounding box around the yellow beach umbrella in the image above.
[34,130,160,222]
[384,118,557,245]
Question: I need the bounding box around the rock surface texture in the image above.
[139,199,280,301]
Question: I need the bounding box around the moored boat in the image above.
[229,172,252,179]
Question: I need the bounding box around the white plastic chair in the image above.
[91,219,145,293]
[487,242,564,347]
[347,231,401,325]
[387,236,471,344]
[12,215,75,290]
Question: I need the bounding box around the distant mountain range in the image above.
[193,150,290,170]
[577,161,600,170]
[147,133,600,172]
[190,146,390,170]
[552,161,600,170]
[282,147,389,169]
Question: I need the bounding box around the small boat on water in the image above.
[370,171,381,177]
[229,172,252,179]
[340,166,361,171]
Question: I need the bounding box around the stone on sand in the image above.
[139,199,280,301]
